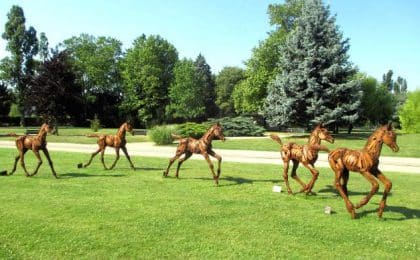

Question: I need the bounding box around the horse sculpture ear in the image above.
[387,122,393,130]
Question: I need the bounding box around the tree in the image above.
[265,0,361,132]
[233,0,304,115]
[0,82,13,116]
[166,59,206,120]
[215,66,245,117]
[399,90,420,133]
[38,32,49,61]
[1,5,39,125]
[61,34,123,122]
[358,74,395,125]
[382,69,394,92]
[120,34,178,126]
[194,54,218,118]
[26,50,83,123]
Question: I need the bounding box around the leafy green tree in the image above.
[38,32,49,61]
[61,34,123,121]
[233,0,304,114]
[399,90,420,133]
[194,54,218,118]
[1,5,39,125]
[166,58,206,120]
[382,69,394,92]
[121,34,178,126]
[265,0,361,131]
[215,66,245,117]
[26,50,83,124]
[358,74,395,125]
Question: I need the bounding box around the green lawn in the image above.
[0,148,418,259]
[214,132,420,158]
[0,127,149,144]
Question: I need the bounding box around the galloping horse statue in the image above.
[163,123,225,185]
[10,123,58,178]
[80,122,135,170]
[270,124,334,194]
[328,123,399,219]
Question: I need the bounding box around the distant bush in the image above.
[89,115,101,132]
[208,116,265,136]
[148,125,174,145]
[174,122,209,139]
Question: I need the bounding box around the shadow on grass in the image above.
[177,175,282,187]
[60,172,126,178]
[318,185,393,197]
[357,204,420,221]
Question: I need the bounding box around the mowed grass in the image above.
[0,148,418,259]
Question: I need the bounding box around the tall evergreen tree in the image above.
[194,54,217,118]
[1,5,39,125]
[38,32,49,61]
[265,0,361,131]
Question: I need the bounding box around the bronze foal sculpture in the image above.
[328,123,399,219]
[270,124,334,194]
[163,123,225,185]
[80,122,135,170]
[10,123,58,178]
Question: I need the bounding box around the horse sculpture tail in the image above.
[171,134,183,140]
[86,134,101,138]
[270,134,283,145]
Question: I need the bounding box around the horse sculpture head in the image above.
[314,123,334,143]
[41,122,55,135]
[380,122,399,152]
[213,122,225,142]
[124,122,134,136]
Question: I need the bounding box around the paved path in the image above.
[1,140,419,174]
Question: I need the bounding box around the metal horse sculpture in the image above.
[81,122,135,170]
[270,124,334,194]
[163,123,225,185]
[10,123,58,178]
[328,123,399,219]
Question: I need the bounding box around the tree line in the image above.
[0,1,411,132]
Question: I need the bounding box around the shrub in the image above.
[89,115,101,132]
[174,122,209,139]
[207,116,265,136]
[148,125,174,145]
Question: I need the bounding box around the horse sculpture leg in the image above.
[375,170,392,218]
[355,171,379,210]
[100,148,108,170]
[290,160,306,193]
[203,153,219,185]
[329,158,356,218]
[208,150,222,178]
[10,154,21,175]
[282,160,292,194]
[42,148,58,178]
[121,146,135,170]
[341,169,350,196]
[83,148,101,168]
[300,163,319,194]
[18,150,31,177]
[163,153,182,177]
[30,150,43,177]
[175,152,192,178]
[108,148,120,170]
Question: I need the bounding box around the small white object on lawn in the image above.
[324,206,332,214]
[272,185,282,193]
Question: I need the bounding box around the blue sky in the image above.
[0,0,419,90]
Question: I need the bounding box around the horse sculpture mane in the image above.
[328,122,399,218]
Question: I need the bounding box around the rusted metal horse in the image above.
[163,123,225,185]
[328,123,399,219]
[10,123,58,178]
[270,124,334,194]
[80,122,135,170]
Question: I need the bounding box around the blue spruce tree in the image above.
[265,0,361,131]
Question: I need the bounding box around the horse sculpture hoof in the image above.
[0,170,8,176]
[77,163,83,168]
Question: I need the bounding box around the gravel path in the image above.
[1,140,419,174]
